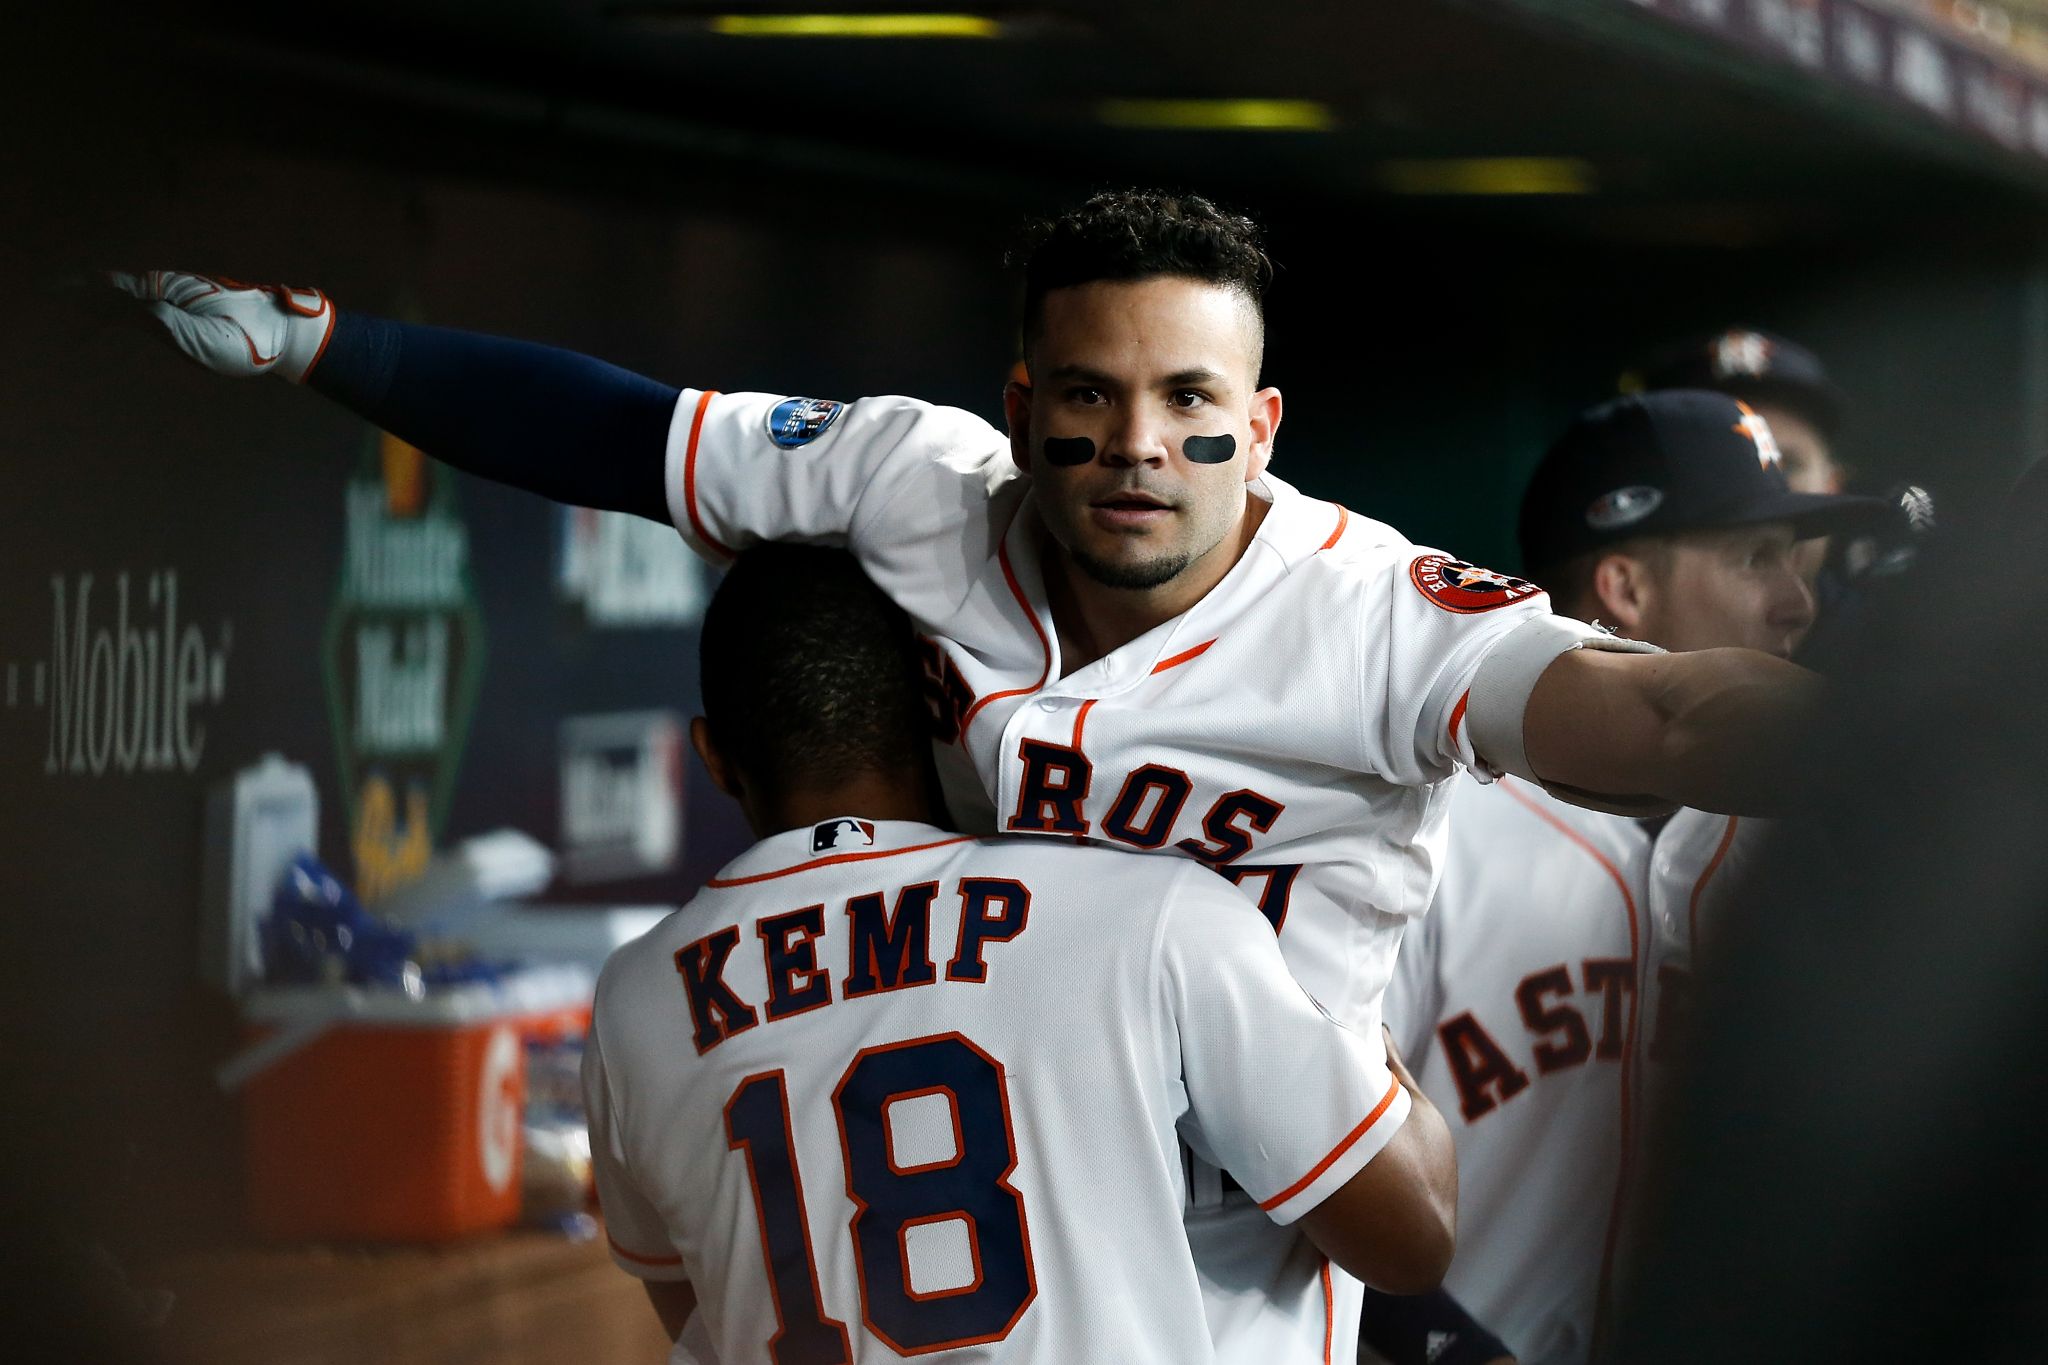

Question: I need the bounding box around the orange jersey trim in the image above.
[1500,777,1643,1349]
[706,836,977,888]
[959,538,1053,734]
[1689,815,1741,952]
[607,1233,683,1267]
[1447,690,1472,750]
[682,390,735,560]
[1150,639,1216,674]
[299,304,338,383]
[1319,505,1350,552]
[1320,1259,1336,1365]
[1069,698,1098,751]
[1258,1075,1403,1212]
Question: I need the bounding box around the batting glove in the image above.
[111,269,336,383]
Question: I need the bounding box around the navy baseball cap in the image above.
[1625,327,1847,436]
[1519,390,1889,571]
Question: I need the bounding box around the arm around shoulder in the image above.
[1295,1028,1458,1295]
[1160,882,1455,1295]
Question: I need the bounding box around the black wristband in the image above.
[1358,1285,1513,1365]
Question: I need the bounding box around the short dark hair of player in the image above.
[1011,189,1274,357]
[1524,538,1673,622]
[698,543,932,805]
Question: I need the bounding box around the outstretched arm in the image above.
[115,271,676,521]
[1520,645,1824,816]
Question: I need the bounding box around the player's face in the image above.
[1005,277,1280,592]
[1640,522,1817,658]
[1749,403,1840,494]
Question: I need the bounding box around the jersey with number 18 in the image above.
[585,819,1409,1364]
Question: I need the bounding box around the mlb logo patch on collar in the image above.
[766,397,845,448]
[1409,554,1543,614]
[810,818,877,853]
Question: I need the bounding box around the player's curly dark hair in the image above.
[699,543,933,807]
[1010,189,1274,352]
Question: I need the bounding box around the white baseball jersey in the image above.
[664,389,1612,1033]
[1602,807,1759,1321]
[1383,774,1652,1365]
[1640,809,1758,1084]
[661,389,1632,1356]
[585,818,1409,1364]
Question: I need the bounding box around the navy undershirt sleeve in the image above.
[306,311,679,523]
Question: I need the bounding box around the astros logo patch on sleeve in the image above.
[766,397,845,448]
[1409,554,1543,614]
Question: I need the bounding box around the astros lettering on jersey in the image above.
[585,820,1409,1364]
[1386,775,1653,1365]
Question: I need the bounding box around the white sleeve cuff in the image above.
[1465,615,1661,783]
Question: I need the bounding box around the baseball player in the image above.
[1628,331,1930,1054]
[589,542,1453,1363]
[1629,327,1938,662]
[1630,329,1848,498]
[119,189,1825,1343]
[1379,390,1887,1365]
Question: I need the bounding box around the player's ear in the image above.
[1245,386,1282,482]
[1590,551,1653,635]
[1003,377,1034,474]
[690,716,742,801]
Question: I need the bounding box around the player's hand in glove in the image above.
[110,270,335,383]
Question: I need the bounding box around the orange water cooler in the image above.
[236,967,591,1243]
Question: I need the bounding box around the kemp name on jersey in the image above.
[677,867,1032,1054]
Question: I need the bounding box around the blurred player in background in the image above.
[1631,329,1849,498]
[1377,390,1886,1365]
[1613,456,2048,1364]
[1630,327,1934,659]
[586,543,1454,1362]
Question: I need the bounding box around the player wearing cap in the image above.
[1378,390,1887,1365]
[1631,328,1849,499]
[587,542,1455,1363]
[1629,327,1936,656]
[119,191,1828,1349]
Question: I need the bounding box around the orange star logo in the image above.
[1731,400,1782,471]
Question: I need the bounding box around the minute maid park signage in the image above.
[322,432,485,901]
